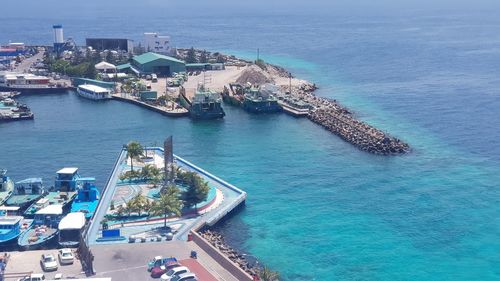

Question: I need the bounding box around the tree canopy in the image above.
[186,47,197,63]
[149,185,183,228]
[177,170,210,209]
[126,141,144,172]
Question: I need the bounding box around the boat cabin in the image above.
[58,212,86,247]
[34,205,63,228]
[0,206,21,216]
[76,177,98,202]
[0,216,22,240]
[55,167,80,193]
[14,178,44,195]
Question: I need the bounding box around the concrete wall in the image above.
[190,230,253,281]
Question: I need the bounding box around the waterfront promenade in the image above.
[87,147,246,244]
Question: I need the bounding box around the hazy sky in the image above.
[4,0,500,18]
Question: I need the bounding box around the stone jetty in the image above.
[281,83,410,155]
[199,229,258,277]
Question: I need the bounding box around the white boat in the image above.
[77,84,111,100]
[58,212,86,247]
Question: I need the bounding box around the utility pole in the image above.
[257,48,260,61]
[289,72,292,95]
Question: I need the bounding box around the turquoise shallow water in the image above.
[1,1,500,280]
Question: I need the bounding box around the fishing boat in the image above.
[24,168,80,217]
[71,177,100,219]
[179,85,225,120]
[5,178,45,211]
[18,204,63,249]
[58,212,86,247]
[77,84,112,100]
[242,84,282,113]
[0,215,33,246]
[221,84,244,106]
[0,170,14,206]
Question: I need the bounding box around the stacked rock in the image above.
[199,230,258,276]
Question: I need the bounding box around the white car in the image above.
[40,254,58,271]
[18,273,46,281]
[160,266,190,281]
[58,248,74,265]
[171,272,197,281]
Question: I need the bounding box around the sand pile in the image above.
[235,65,274,85]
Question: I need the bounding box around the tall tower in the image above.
[53,24,64,54]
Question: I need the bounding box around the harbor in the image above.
[1,139,253,281]
[1,22,410,155]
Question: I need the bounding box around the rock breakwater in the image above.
[281,83,410,155]
[199,229,258,277]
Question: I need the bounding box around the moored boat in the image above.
[0,215,33,246]
[0,72,68,94]
[0,169,14,206]
[58,212,86,247]
[242,84,282,113]
[71,177,100,219]
[18,204,63,249]
[24,168,80,217]
[6,178,45,211]
[77,84,112,100]
[179,85,225,120]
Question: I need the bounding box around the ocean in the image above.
[1,1,499,280]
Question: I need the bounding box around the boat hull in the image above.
[6,194,45,211]
[71,188,100,219]
[0,219,33,248]
[243,100,283,114]
[23,192,77,218]
[18,227,59,250]
[0,86,70,95]
[77,88,112,100]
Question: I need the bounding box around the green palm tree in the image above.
[131,192,147,215]
[149,185,183,228]
[259,267,280,281]
[126,141,143,172]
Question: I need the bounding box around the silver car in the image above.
[40,254,58,271]
[58,248,74,265]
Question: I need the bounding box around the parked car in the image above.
[17,273,45,281]
[40,254,58,271]
[151,73,158,82]
[171,272,197,281]
[148,256,177,271]
[160,266,190,281]
[148,256,163,271]
[58,248,74,265]
[151,260,181,278]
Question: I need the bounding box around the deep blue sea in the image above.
[1,1,499,280]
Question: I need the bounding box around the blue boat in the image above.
[24,168,81,217]
[6,178,46,211]
[71,177,100,219]
[0,215,33,246]
[18,204,63,249]
[0,169,14,206]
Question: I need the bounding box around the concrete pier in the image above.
[112,94,188,117]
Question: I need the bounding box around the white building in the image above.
[143,32,172,55]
